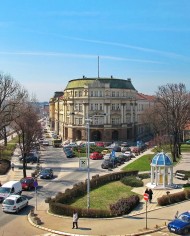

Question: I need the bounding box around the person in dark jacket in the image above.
[148,188,153,203]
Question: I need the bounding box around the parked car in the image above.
[124,151,135,158]
[117,154,128,163]
[110,156,122,166]
[101,159,114,169]
[118,154,131,162]
[42,140,49,146]
[168,211,190,235]
[64,148,75,158]
[96,142,105,147]
[39,168,53,179]
[19,154,39,163]
[120,142,129,147]
[121,147,131,153]
[101,149,111,155]
[112,146,121,152]
[2,194,28,213]
[20,177,37,191]
[186,140,190,144]
[90,152,103,160]
[103,153,111,160]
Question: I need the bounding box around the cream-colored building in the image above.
[49,77,155,143]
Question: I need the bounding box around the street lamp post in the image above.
[86,118,91,210]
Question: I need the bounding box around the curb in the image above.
[27,206,169,236]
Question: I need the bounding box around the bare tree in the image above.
[11,101,42,177]
[156,83,190,161]
[0,72,28,145]
[141,83,190,161]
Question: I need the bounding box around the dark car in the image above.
[118,154,131,162]
[39,168,53,179]
[117,154,128,163]
[101,159,114,169]
[20,177,37,191]
[110,156,122,166]
[19,154,39,163]
[112,146,121,152]
[168,211,190,235]
[64,149,75,158]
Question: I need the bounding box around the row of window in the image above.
[72,90,135,98]
[73,103,134,111]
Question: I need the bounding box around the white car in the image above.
[103,153,111,160]
[2,194,28,213]
[124,151,135,158]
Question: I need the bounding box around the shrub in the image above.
[138,173,150,179]
[157,195,170,206]
[157,191,187,206]
[110,195,140,216]
[184,189,190,199]
[121,176,143,187]
[0,159,10,175]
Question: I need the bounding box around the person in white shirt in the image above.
[72,210,78,229]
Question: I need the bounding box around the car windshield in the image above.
[3,199,15,205]
[178,214,190,223]
[41,169,51,174]
[0,187,11,193]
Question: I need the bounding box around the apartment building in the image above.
[49,77,154,143]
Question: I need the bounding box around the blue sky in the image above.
[0,0,190,102]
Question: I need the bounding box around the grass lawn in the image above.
[70,181,137,210]
[0,137,18,160]
[181,144,190,152]
[122,154,154,172]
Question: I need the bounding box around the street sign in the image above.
[79,158,87,168]
[144,193,149,201]
[33,180,38,188]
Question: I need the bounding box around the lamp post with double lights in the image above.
[85,113,106,210]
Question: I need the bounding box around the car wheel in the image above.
[183,228,188,235]
[16,207,19,213]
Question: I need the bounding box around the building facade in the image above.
[49,77,154,143]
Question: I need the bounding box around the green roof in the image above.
[65,77,136,90]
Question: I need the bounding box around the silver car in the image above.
[2,194,28,213]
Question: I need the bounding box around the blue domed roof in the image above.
[151,152,173,166]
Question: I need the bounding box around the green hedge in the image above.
[157,189,190,206]
[121,176,144,187]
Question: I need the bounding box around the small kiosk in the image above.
[150,152,173,189]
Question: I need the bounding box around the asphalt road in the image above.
[0,144,109,236]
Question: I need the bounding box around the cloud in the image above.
[60,36,190,61]
[0,51,163,64]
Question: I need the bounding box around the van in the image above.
[0,181,22,203]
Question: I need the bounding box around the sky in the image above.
[0,0,190,102]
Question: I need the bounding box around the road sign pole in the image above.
[35,187,37,211]
[145,200,147,229]
[143,193,149,229]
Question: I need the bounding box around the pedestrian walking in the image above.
[72,210,78,229]
[0,181,2,187]
[11,162,14,171]
[148,188,153,203]
[145,188,149,195]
